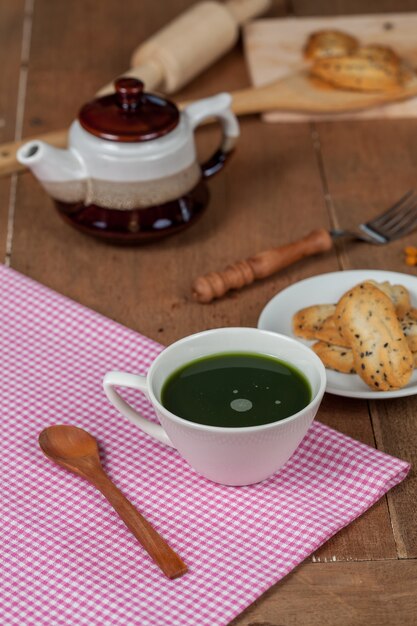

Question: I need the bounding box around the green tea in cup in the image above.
[161,352,311,428]
[104,327,326,484]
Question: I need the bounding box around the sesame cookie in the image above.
[292,304,336,340]
[314,315,350,347]
[367,280,411,319]
[335,281,413,390]
[311,55,402,91]
[312,341,355,374]
[401,314,417,352]
[304,30,358,61]
[356,45,400,69]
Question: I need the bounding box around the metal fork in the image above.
[331,190,417,244]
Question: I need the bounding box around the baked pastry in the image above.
[401,313,417,351]
[356,44,400,68]
[312,339,417,375]
[367,280,411,318]
[314,315,350,347]
[304,30,358,61]
[292,304,336,340]
[311,54,403,91]
[312,341,355,374]
[335,281,413,390]
[303,28,414,93]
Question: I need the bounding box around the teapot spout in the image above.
[17,141,86,204]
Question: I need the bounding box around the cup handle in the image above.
[103,371,174,448]
[185,93,240,179]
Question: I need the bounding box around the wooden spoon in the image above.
[3,71,417,178]
[38,424,187,579]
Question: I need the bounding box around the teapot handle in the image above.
[184,93,240,178]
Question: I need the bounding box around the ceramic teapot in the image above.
[17,78,239,244]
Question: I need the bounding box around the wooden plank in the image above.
[372,397,417,558]
[312,394,396,561]
[231,559,417,626]
[292,0,417,16]
[0,0,26,261]
[310,120,417,275]
[314,118,417,558]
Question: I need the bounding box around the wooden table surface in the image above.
[2,1,417,624]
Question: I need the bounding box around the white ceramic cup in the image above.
[103,328,326,486]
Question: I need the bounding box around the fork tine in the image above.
[371,195,417,229]
[394,202,417,226]
[378,201,417,232]
[367,190,415,229]
[388,210,417,240]
[371,194,417,230]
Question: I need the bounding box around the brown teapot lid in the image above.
[78,78,180,142]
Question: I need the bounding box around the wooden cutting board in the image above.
[243,13,417,122]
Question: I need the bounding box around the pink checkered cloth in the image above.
[0,264,410,626]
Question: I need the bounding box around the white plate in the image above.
[258,270,417,399]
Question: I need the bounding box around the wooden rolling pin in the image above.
[110,0,271,95]
[192,229,333,303]
[0,0,270,177]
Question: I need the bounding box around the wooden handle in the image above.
[229,80,295,117]
[91,467,187,579]
[7,73,417,177]
[92,1,271,96]
[192,228,333,303]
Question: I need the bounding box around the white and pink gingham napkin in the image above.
[0,264,409,626]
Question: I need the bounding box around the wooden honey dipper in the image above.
[192,228,333,303]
